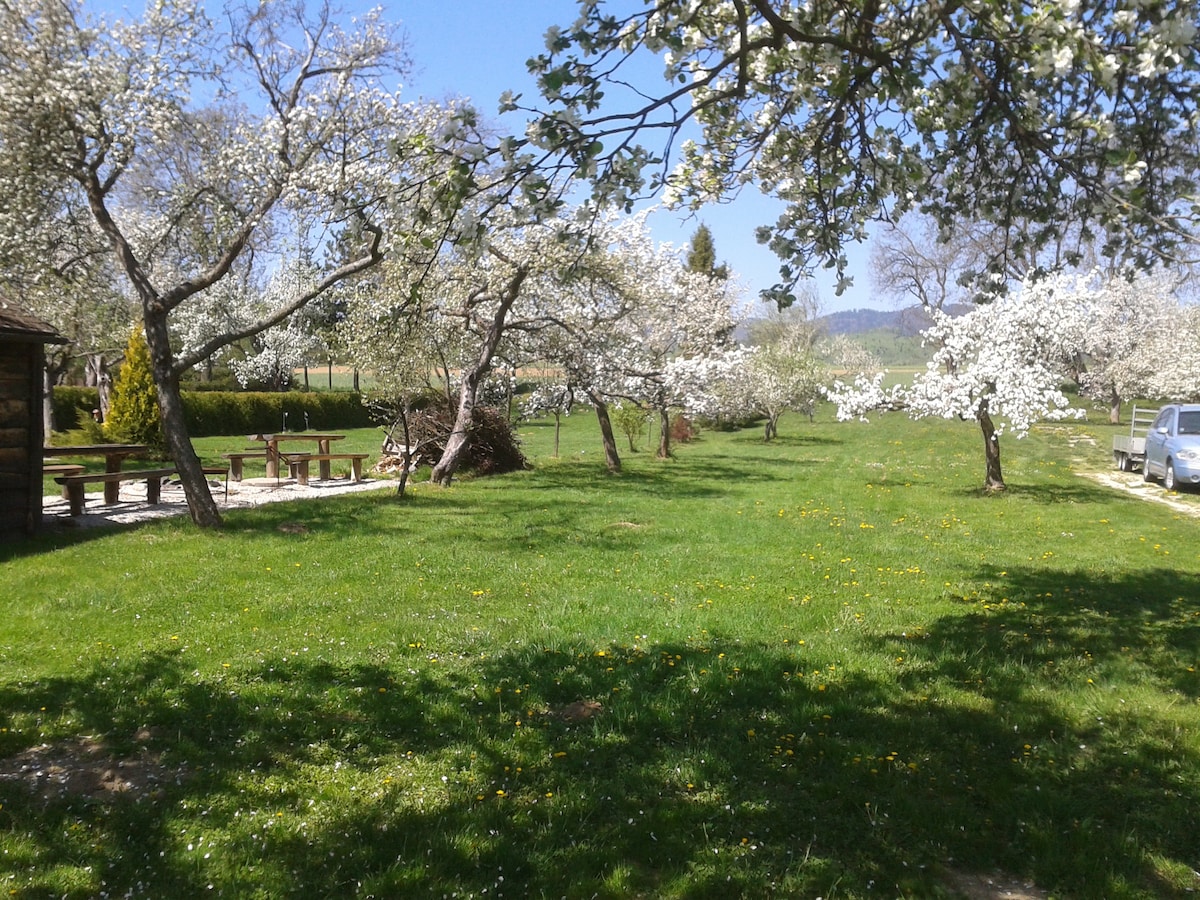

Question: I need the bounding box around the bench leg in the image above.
[229,458,244,482]
[293,458,309,486]
[66,483,86,517]
[319,458,332,481]
[350,458,362,482]
[146,477,162,505]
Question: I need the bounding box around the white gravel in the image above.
[42,474,402,529]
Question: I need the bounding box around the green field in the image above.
[4,406,1199,898]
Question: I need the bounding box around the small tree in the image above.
[828,272,1089,491]
[613,402,648,451]
[104,327,162,450]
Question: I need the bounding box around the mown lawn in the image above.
[3,407,1198,898]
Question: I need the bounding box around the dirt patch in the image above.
[1081,469,1200,517]
[942,868,1052,899]
[0,732,185,803]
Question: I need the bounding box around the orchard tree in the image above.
[342,202,607,485]
[517,0,1200,303]
[578,228,744,458]
[870,213,980,313]
[1071,269,1186,420]
[748,311,827,439]
[522,381,576,459]
[822,334,883,377]
[227,265,333,391]
[0,0,467,526]
[828,272,1091,491]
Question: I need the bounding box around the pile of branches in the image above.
[408,403,529,477]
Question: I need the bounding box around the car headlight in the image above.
[1177,449,1200,461]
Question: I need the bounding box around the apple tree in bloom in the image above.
[587,237,744,459]
[517,0,1199,303]
[1067,269,1190,420]
[513,212,678,472]
[0,0,467,526]
[828,272,1093,491]
[745,306,829,439]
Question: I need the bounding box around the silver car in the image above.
[1142,403,1200,491]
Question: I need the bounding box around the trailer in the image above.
[1113,405,1157,471]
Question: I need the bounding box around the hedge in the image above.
[52,386,100,431]
[51,388,374,437]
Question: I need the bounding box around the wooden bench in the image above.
[288,453,370,485]
[220,450,268,482]
[54,466,231,516]
[43,463,86,500]
[54,467,179,516]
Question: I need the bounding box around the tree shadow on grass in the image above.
[2,604,1197,898]
[1000,480,1143,506]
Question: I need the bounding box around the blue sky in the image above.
[87,0,883,314]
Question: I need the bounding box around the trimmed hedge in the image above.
[182,391,374,436]
[52,386,100,431]
[52,387,373,437]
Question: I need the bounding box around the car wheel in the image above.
[1165,461,1177,491]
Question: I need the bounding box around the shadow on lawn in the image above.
[2,571,1198,898]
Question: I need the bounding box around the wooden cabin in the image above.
[0,301,64,537]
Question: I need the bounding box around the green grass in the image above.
[4,407,1199,898]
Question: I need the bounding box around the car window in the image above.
[1153,410,1172,431]
[1179,411,1200,435]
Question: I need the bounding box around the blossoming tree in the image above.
[1072,270,1200,417]
[828,272,1093,490]
[0,0,465,526]
[517,0,1199,303]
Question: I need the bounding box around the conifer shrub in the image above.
[104,327,164,450]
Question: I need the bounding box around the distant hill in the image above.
[734,304,972,368]
[816,303,971,336]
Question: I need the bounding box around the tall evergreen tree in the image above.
[686,225,729,281]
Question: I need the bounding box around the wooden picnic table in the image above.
[43,443,149,505]
[248,433,346,480]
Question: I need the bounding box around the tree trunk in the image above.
[764,413,779,442]
[42,369,54,437]
[1109,386,1121,425]
[589,390,621,473]
[392,409,414,499]
[430,267,529,486]
[352,368,360,392]
[656,407,671,459]
[328,361,333,389]
[431,371,480,486]
[552,411,561,459]
[141,314,223,525]
[303,364,310,391]
[977,402,1006,493]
